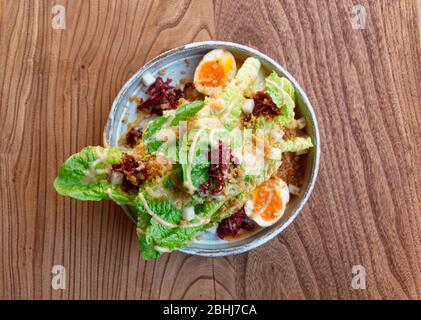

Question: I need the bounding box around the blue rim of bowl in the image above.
[104,41,320,257]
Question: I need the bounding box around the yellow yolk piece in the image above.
[197,60,226,87]
[260,191,283,221]
[252,186,271,215]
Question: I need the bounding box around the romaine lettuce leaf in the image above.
[171,100,204,126]
[233,57,261,93]
[135,192,183,225]
[138,234,162,260]
[54,146,135,205]
[195,200,224,219]
[179,128,210,193]
[145,218,207,252]
[221,82,245,130]
[134,187,216,256]
[211,192,248,222]
[265,72,295,125]
[280,136,313,152]
[142,101,204,153]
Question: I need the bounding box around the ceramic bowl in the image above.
[104,41,320,256]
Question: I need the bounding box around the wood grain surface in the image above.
[0,0,420,300]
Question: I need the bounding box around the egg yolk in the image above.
[252,187,271,214]
[198,60,226,87]
[252,185,283,222]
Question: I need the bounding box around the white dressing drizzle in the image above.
[179,217,210,228]
[153,245,173,253]
[183,127,206,194]
[138,194,210,230]
[138,194,179,228]
[84,146,111,183]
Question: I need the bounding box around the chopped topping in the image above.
[111,153,148,190]
[197,140,236,196]
[137,77,184,115]
[241,99,255,114]
[296,117,307,129]
[125,127,143,148]
[252,91,280,117]
[111,153,170,190]
[110,171,124,185]
[288,184,301,195]
[182,206,195,221]
[141,72,156,87]
[216,207,257,239]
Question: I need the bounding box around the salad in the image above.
[54,49,313,260]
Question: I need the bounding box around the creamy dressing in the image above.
[138,194,210,230]
[146,186,165,199]
[183,127,206,194]
[84,147,111,184]
[179,217,210,228]
[106,188,114,200]
[138,194,179,228]
[153,245,173,253]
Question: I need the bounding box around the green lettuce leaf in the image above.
[142,101,204,153]
[265,71,295,126]
[179,128,210,193]
[145,218,206,252]
[211,192,248,222]
[138,234,162,260]
[280,136,313,152]
[134,188,214,256]
[171,100,204,126]
[195,200,224,219]
[54,146,135,205]
[135,192,183,225]
[233,57,261,93]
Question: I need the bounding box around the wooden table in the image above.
[1,0,420,300]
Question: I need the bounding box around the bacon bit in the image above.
[125,127,143,148]
[197,141,237,196]
[137,77,184,115]
[111,153,170,190]
[216,208,257,239]
[180,70,187,75]
[111,154,147,190]
[252,91,280,117]
[184,59,190,66]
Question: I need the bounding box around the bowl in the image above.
[104,41,320,257]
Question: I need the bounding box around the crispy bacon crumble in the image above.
[252,91,280,117]
[216,208,257,239]
[197,141,237,196]
[137,77,184,115]
[125,127,143,148]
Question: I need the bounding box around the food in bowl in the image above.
[54,48,313,260]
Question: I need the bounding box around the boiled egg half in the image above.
[244,177,290,227]
[193,49,236,97]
